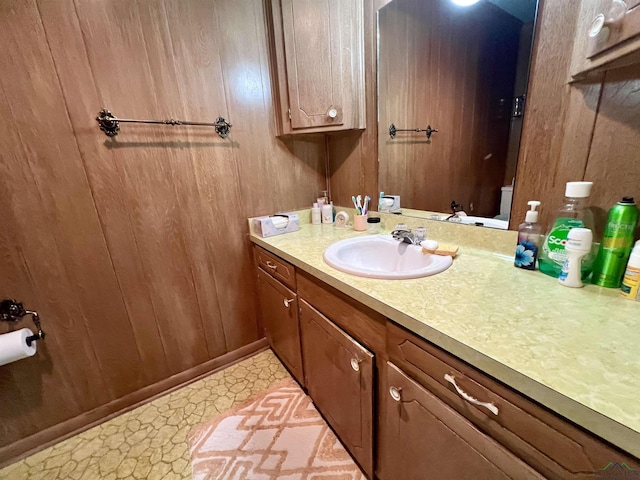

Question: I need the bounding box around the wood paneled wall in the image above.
[0,0,325,464]
[511,1,640,232]
[377,0,520,217]
[330,0,640,232]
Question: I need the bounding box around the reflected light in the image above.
[451,0,481,5]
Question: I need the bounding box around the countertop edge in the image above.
[250,233,640,458]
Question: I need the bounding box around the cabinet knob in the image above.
[444,373,499,416]
[327,108,338,119]
[350,358,361,372]
[589,0,627,37]
[283,298,294,308]
[389,386,402,402]
[265,260,278,271]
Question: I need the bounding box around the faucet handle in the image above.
[450,200,464,213]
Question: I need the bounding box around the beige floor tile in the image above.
[0,350,289,480]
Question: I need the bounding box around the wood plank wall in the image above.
[330,0,640,232]
[377,0,520,217]
[513,0,640,232]
[0,0,325,464]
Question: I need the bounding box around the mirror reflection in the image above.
[378,0,538,227]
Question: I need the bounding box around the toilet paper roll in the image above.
[0,328,37,367]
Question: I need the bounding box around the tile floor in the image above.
[0,349,289,480]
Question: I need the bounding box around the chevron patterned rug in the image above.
[188,377,366,479]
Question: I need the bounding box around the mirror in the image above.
[378,0,538,228]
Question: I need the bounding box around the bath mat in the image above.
[188,377,366,479]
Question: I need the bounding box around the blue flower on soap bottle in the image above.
[514,242,535,268]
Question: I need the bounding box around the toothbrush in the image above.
[363,196,370,215]
[356,195,363,214]
[352,195,359,212]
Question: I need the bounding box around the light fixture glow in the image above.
[451,0,480,6]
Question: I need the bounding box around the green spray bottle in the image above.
[591,197,639,288]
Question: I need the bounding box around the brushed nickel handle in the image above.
[265,260,277,271]
[444,373,499,416]
[350,358,361,372]
[389,386,402,402]
[283,298,294,308]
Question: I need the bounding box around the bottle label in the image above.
[514,237,537,270]
[558,259,569,282]
[620,265,640,300]
[542,218,584,265]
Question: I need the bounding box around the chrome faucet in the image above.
[445,200,464,221]
[391,229,418,245]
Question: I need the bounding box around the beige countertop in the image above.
[249,210,640,457]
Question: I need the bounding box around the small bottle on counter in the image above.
[621,240,640,301]
[311,202,321,225]
[321,202,333,224]
[514,201,541,270]
[558,228,592,288]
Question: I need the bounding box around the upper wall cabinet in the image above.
[266,0,365,135]
[572,0,640,79]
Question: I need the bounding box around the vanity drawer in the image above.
[387,322,636,479]
[254,246,296,289]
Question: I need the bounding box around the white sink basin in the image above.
[323,235,453,279]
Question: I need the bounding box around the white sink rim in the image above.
[323,235,453,279]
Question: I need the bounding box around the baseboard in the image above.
[0,338,268,468]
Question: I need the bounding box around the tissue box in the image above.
[253,213,300,238]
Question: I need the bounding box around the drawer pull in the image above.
[265,260,278,271]
[444,373,499,416]
[389,386,402,402]
[350,358,361,372]
[283,298,294,308]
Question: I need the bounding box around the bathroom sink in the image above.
[323,235,452,279]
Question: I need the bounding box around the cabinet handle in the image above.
[283,298,294,308]
[389,386,402,402]
[444,373,499,416]
[589,0,627,37]
[265,260,278,271]
[350,358,361,372]
[327,108,338,119]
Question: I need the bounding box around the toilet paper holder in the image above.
[0,299,45,346]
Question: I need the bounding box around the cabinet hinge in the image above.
[287,108,292,120]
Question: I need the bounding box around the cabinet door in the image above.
[378,362,544,480]
[257,268,303,384]
[299,300,374,477]
[276,0,364,132]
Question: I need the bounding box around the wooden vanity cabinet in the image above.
[256,263,304,385]
[572,0,640,79]
[254,244,639,479]
[386,321,638,479]
[378,362,545,480]
[299,300,374,477]
[265,0,365,135]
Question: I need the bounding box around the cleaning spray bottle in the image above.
[514,201,541,270]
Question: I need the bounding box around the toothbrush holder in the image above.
[353,214,368,231]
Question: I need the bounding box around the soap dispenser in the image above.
[514,201,541,270]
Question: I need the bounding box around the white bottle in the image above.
[620,240,640,300]
[558,228,593,288]
[311,202,321,225]
[321,203,333,224]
